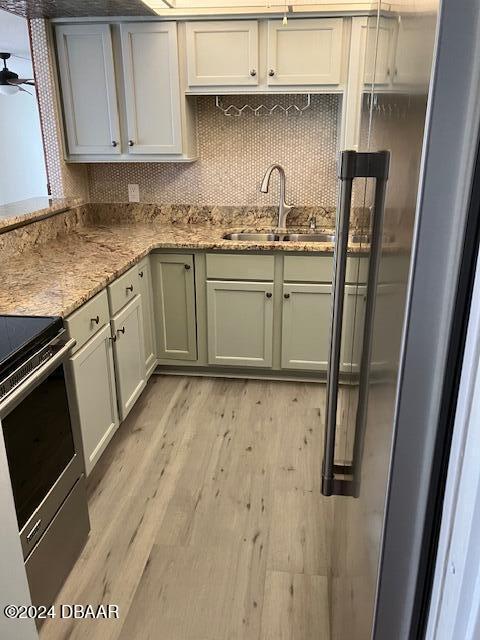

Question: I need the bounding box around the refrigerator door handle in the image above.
[321,150,390,498]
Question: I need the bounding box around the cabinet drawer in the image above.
[206,253,274,280]
[283,255,369,283]
[64,289,110,353]
[108,264,139,315]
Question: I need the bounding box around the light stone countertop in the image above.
[0,197,84,232]
[0,219,396,318]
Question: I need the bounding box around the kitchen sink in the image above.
[222,232,280,241]
[222,231,395,244]
[282,233,336,242]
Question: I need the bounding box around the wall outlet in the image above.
[128,184,140,203]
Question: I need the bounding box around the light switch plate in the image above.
[128,184,140,203]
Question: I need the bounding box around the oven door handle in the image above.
[0,338,76,418]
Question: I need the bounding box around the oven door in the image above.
[0,338,82,557]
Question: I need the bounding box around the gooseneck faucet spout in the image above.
[259,164,293,229]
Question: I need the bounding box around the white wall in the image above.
[0,10,48,206]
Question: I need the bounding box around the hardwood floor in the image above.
[40,375,332,640]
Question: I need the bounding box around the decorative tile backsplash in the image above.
[88,95,341,208]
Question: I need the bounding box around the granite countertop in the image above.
[0,218,391,318]
[0,197,84,232]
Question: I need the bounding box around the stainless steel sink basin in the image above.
[221,231,395,245]
[222,232,279,241]
[282,233,336,242]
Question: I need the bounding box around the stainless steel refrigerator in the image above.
[320,3,441,638]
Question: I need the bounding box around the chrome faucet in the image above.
[260,164,293,229]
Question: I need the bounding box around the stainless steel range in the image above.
[0,315,89,609]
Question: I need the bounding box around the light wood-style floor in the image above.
[40,375,332,640]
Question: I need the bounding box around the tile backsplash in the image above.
[88,94,341,208]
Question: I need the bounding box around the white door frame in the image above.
[426,252,480,639]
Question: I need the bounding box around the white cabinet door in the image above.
[120,22,182,154]
[111,295,146,421]
[69,324,119,476]
[152,254,197,361]
[55,24,121,155]
[363,18,396,86]
[186,20,259,86]
[206,280,274,367]
[392,15,436,87]
[137,257,157,377]
[339,283,406,375]
[281,283,332,371]
[267,18,343,86]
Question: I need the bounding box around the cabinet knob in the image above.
[268,69,275,77]
[126,284,134,292]
[250,69,257,77]
[128,140,134,147]
[266,292,272,299]
[284,293,290,299]
[139,271,144,278]
[111,140,118,147]
[109,335,117,342]
[117,327,125,335]
[91,315,100,324]
[184,264,191,270]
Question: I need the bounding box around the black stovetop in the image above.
[0,315,64,381]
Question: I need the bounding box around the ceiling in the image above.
[0,8,33,76]
[0,0,156,18]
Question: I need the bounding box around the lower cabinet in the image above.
[281,283,332,371]
[137,257,157,377]
[68,323,119,476]
[339,283,406,374]
[207,280,274,367]
[371,283,406,372]
[111,294,146,421]
[152,253,197,361]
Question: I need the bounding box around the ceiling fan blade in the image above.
[8,78,35,85]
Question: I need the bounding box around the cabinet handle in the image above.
[128,139,134,147]
[109,335,117,342]
[268,69,275,77]
[126,284,134,292]
[91,315,100,324]
[139,271,144,278]
[266,292,272,299]
[184,264,191,270]
[111,140,118,147]
[250,69,257,77]
[117,327,125,335]
[26,518,42,542]
[284,293,290,299]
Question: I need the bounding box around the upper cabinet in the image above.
[267,18,344,86]
[363,18,396,87]
[120,22,182,154]
[55,24,121,155]
[362,14,436,90]
[55,22,196,162]
[392,15,436,87]
[184,17,346,92]
[186,20,259,86]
